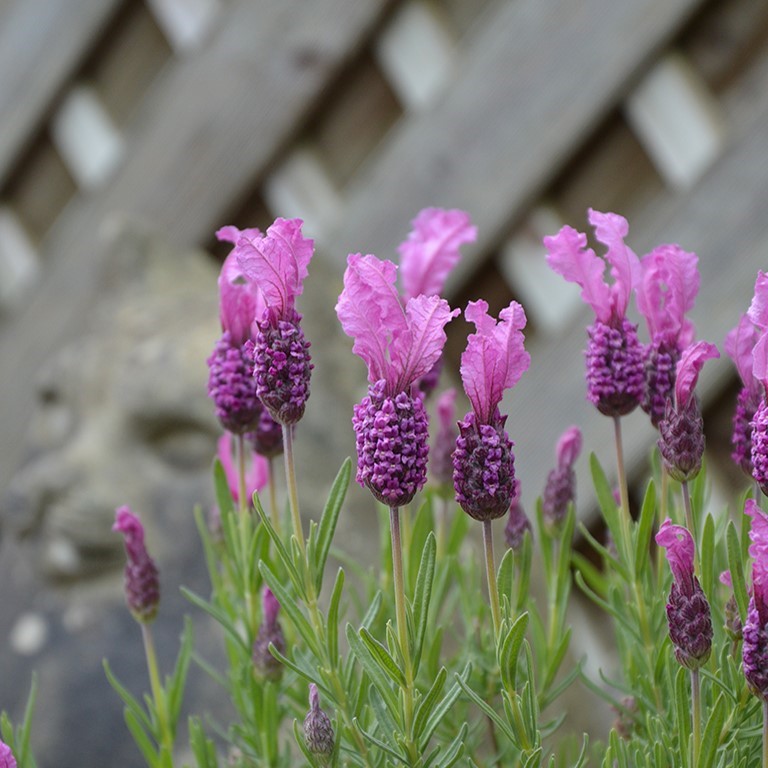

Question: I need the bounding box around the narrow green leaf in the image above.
[124,708,159,766]
[367,684,402,745]
[727,521,749,624]
[700,513,715,602]
[413,667,446,742]
[571,551,608,597]
[446,506,470,555]
[314,458,352,593]
[522,747,543,768]
[412,533,437,675]
[516,530,533,612]
[699,692,726,768]
[674,667,690,768]
[189,717,218,768]
[498,611,529,691]
[361,591,383,631]
[408,501,434,593]
[434,722,468,768]
[455,676,515,743]
[103,660,154,734]
[359,627,407,688]
[167,617,194,728]
[327,567,345,664]
[345,624,399,715]
[180,587,249,654]
[353,718,409,765]
[212,458,235,518]
[541,626,572,695]
[497,548,515,616]
[574,573,642,642]
[253,495,304,595]
[591,453,622,545]
[634,480,656,578]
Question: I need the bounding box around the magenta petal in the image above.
[555,426,582,468]
[391,294,458,391]
[398,208,477,301]
[748,271,768,330]
[336,254,407,385]
[725,314,761,396]
[674,340,719,410]
[216,225,262,245]
[543,225,612,322]
[655,518,695,592]
[752,331,768,394]
[436,388,457,432]
[747,498,768,609]
[460,300,530,423]
[218,249,266,344]
[236,218,313,317]
[217,434,268,503]
[588,209,640,321]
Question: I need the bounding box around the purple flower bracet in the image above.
[253,587,286,681]
[0,741,16,768]
[430,388,458,487]
[504,479,531,552]
[353,380,429,508]
[745,500,768,698]
[304,684,335,760]
[542,426,582,530]
[113,506,160,623]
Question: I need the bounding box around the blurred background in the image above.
[1,0,767,764]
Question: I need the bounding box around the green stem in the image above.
[483,520,501,639]
[691,669,701,768]
[282,424,305,557]
[613,416,632,562]
[141,622,174,766]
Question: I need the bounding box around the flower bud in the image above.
[303,684,334,764]
[0,740,17,768]
[252,588,286,681]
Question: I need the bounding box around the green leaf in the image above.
[353,718,409,765]
[253,495,304,597]
[497,548,515,617]
[346,624,399,715]
[634,480,656,578]
[314,458,352,593]
[103,660,154,734]
[413,667,447,742]
[455,675,515,743]
[498,612,529,691]
[367,684,402,745]
[188,717,218,768]
[327,567,345,664]
[412,533,437,675]
[359,627,407,688]
[166,618,193,731]
[699,691,726,768]
[591,453,622,547]
[727,521,749,624]
[180,587,250,655]
[124,708,159,767]
[674,667,691,768]
[434,722,468,768]
[571,551,608,597]
[212,457,235,518]
[516,531,533,612]
[700,513,716,602]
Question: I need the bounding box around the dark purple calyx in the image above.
[751,399,768,496]
[733,386,760,477]
[744,595,768,700]
[643,334,680,428]
[666,577,712,670]
[658,397,705,483]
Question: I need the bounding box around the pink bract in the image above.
[459,299,530,424]
[436,387,457,432]
[753,332,768,393]
[216,434,269,503]
[543,209,640,325]
[555,426,582,468]
[748,271,768,330]
[674,341,719,411]
[636,243,699,345]
[398,208,477,301]
[655,518,695,594]
[725,314,762,397]
[236,218,314,319]
[336,253,458,395]
[0,741,16,768]
[747,499,768,608]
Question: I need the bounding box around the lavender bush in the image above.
[6,208,768,767]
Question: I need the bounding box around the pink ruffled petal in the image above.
[636,244,699,340]
[236,218,313,317]
[725,314,761,395]
[436,388,457,433]
[217,247,267,344]
[398,208,477,300]
[555,426,582,468]
[543,225,612,322]
[217,434,269,503]
[588,209,641,321]
[390,294,459,391]
[752,331,768,394]
[719,570,732,587]
[655,518,695,593]
[460,300,530,423]
[748,271,768,330]
[747,498,768,608]
[674,340,719,410]
[336,254,407,385]
[216,225,262,245]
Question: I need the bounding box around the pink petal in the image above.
[636,244,699,341]
[460,300,530,423]
[588,209,641,321]
[543,225,612,322]
[555,426,582,468]
[398,208,477,300]
[748,271,768,330]
[752,331,768,394]
[216,225,262,245]
[336,254,407,385]
[390,295,459,392]
[655,518,694,593]
[725,314,761,395]
[236,218,313,317]
[436,388,457,433]
[747,498,768,608]
[719,570,732,587]
[217,434,269,503]
[217,247,266,344]
[674,340,719,410]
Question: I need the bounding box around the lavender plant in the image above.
[9,204,768,767]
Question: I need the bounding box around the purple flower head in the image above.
[744,499,768,698]
[216,434,269,505]
[543,426,582,531]
[246,409,284,458]
[655,519,695,596]
[337,253,459,396]
[543,209,640,326]
[113,506,160,623]
[215,226,266,346]
[430,388,458,487]
[655,519,712,669]
[0,742,16,768]
[459,299,530,425]
[674,341,719,412]
[235,218,313,323]
[504,479,532,551]
[253,586,286,681]
[304,683,335,761]
[636,244,699,347]
[747,499,768,621]
[398,208,477,301]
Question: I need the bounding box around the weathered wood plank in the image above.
[0,0,124,186]
[0,0,392,492]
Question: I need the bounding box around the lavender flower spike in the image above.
[430,388,458,488]
[304,684,335,763]
[113,507,160,623]
[336,253,458,507]
[542,426,582,532]
[0,741,17,768]
[252,587,286,681]
[544,209,644,416]
[236,218,314,425]
[453,299,530,521]
[658,341,719,482]
[636,244,699,426]
[504,478,532,552]
[748,273,768,494]
[744,499,768,699]
[655,519,712,670]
